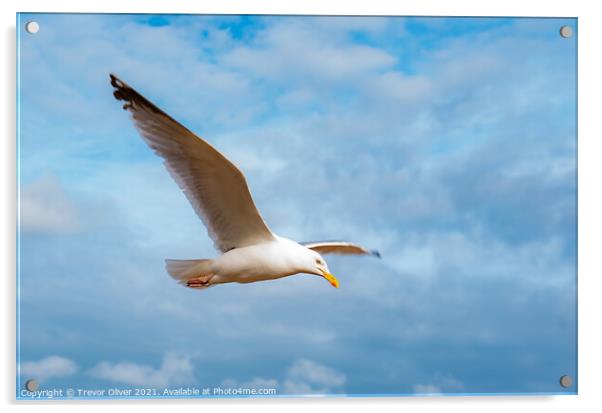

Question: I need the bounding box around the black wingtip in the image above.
[109,73,134,110]
[371,249,382,259]
[109,73,122,87]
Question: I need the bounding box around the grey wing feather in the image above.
[300,241,381,258]
[110,73,275,253]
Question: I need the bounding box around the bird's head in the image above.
[305,251,339,288]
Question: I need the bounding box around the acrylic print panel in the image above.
[16,13,577,399]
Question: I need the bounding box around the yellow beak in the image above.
[320,269,339,288]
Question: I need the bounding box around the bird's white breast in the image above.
[211,237,309,284]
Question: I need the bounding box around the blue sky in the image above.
[17,14,576,398]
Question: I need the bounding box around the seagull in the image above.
[109,74,380,290]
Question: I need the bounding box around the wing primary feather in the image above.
[109,73,275,252]
[300,241,381,258]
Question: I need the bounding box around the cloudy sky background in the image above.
[17,14,576,397]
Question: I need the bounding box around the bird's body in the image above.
[110,74,379,290]
[174,236,327,288]
[216,236,314,283]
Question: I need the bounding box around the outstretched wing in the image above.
[300,241,381,258]
[110,73,275,253]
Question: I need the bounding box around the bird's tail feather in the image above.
[165,259,213,286]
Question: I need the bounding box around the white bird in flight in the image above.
[110,74,380,290]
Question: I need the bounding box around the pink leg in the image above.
[186,274,213,288]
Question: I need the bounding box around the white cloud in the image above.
[21,356,78,381]
[388,244,438,280]
[223,358,346,395]
[284,359,346,394]
[413,372,464,395]
[88,353,195,387]
[221,18,396,87]
[19,176,81,234]
[365,71,435,105]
